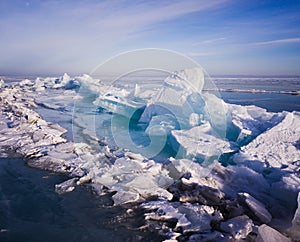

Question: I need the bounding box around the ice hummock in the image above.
[89,67,288,163]
[138,68,206,127]
[0,79,5,88]
[234,111,300,169]
[0,69,299,241]
[87,68,230,161]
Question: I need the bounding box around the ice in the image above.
[76,74,102,94]
[1,71,300,241]
[139,68,205,127]
[134,83,160,100]
[256,224,291,242]
[112,191,140,205]
[91,82,146,119]
[188,232,228,241]
[38,73,79,90]
[55,178,78,194]
[167,177,224,205]
[220,215,253,240]
[201,93,228,135]
[53,73,70,88]
[17,73,80,91]
[238,192,272,224]
[228,104,285,145]
[289,193,300,240]
[90,155,174,204]
[189,112,202,127]
[33,77,46,91]
[143,201,214,233]
[95,93,143,118]
[19,79,33,87]
[144,200,190,228]
[0,79,4,88]
[220,165,271,202]
[164,68,204,92]
[78,68,230,160]
[234,112,300,169]
[0,85,83,175]
[176,204,213,233]
[145,114,179,136]
[169,158,216,185]
[124,174,173,200]
[171,122,238,161]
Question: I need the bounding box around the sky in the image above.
[0,0,300,76]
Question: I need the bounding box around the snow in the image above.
[228,104,285,145]
[19,79,33,87]
[0,70,299,241]
[234,112,300,169]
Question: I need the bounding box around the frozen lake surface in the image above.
[0,158,163,242]
[0,70,299,241]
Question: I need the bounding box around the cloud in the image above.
[0,0,228,74]
[194,37,226,45]
[185,52,215,57]
[253,38,300,46]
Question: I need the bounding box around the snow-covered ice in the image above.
[234,111,300,169]
[0,68,299,241]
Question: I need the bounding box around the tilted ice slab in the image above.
[171,122,238,161]
[1,72,300,241]
[257,224,291,242]
[86,67,287,161]
[139,68,206,127]
[289,193,300,240]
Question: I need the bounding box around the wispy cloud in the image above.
[0,0,228,74]
[185,52,216,57]
[194,37,226,45]
[1,0,300,75]
[253,38,300,46]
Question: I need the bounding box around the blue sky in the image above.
[1,0,300,76]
